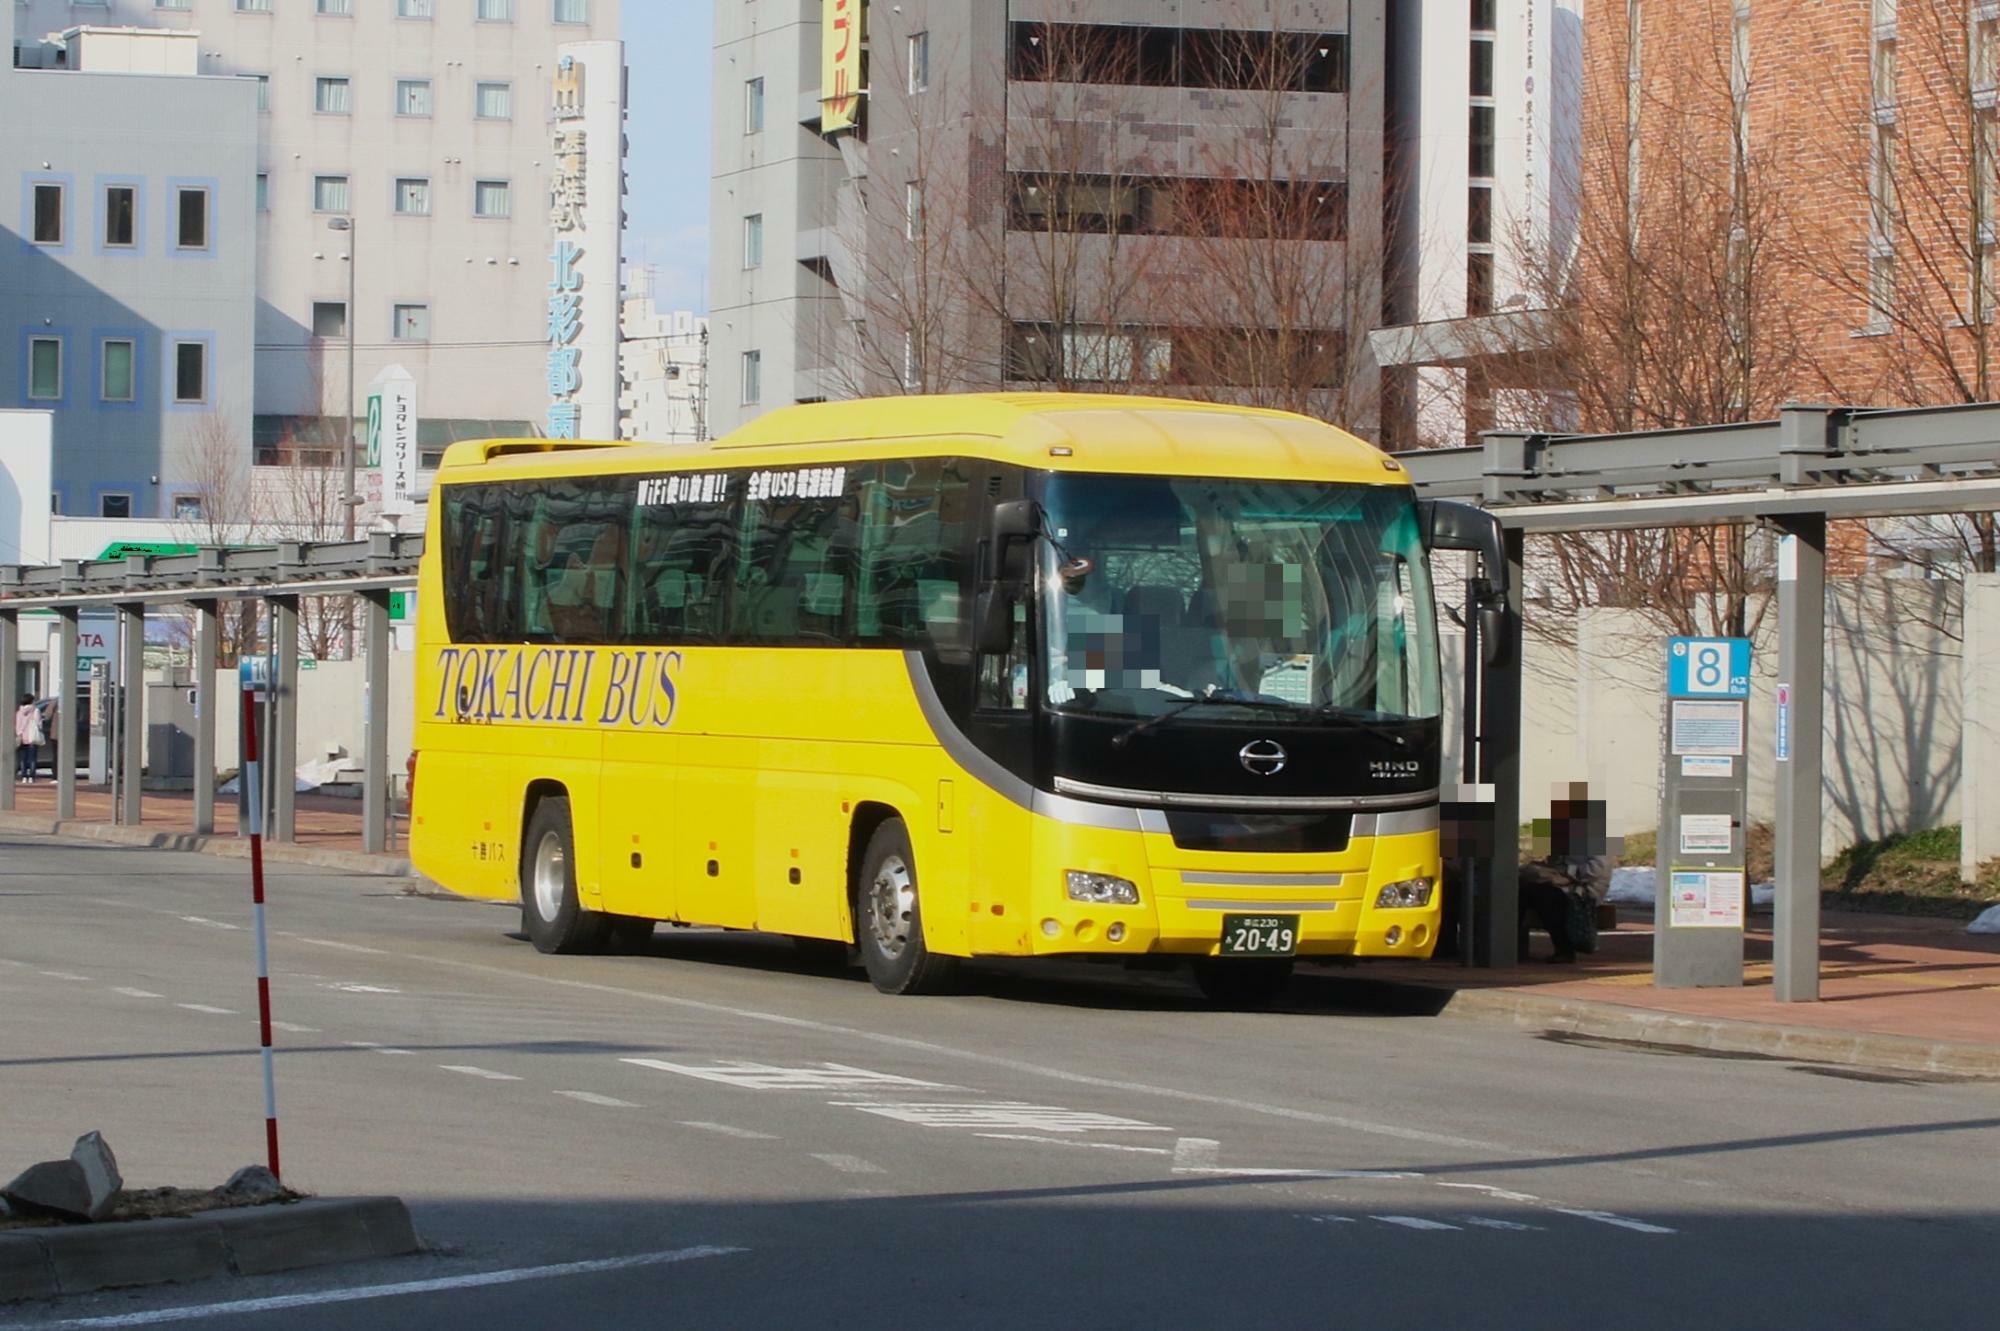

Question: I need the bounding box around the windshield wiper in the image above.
[1299,704,1415,747]
[1110,690,1305,748]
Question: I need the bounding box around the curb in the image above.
[0,812,415,878]
[1435,985,2000,1078]
[0,1196,418,1303]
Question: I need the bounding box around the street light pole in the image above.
[329,216,357,541]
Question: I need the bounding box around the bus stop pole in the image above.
[192,599,219,836]
[0,608,16,811]
[1773,512,1827,1002]
[361,589,390,855]
[55,605,78,822]
[270,596,299,844]
[118,601,144,827]
[1476,526,1525,967]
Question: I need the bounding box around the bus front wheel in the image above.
[520,795,609,955]
[856,818,958,996]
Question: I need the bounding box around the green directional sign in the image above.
[389,591,411,621]
[95,541,197,561]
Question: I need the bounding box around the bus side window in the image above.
[732,480,857,645]
[628,487,735,644]
[857,458,970,653]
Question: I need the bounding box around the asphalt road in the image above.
[1,832,1995,1330]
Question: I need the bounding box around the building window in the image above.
[1469,104,1496,178]
[155,0,191,10]
[475,81,513,119]
[477,0,514,19]
[1467,250,1495,316]
[100,494,133,520]
[1471,0,1496,32]
[743,214,763,269]
[474,179,511,218]
[393,304,431,341]
[1007,23,1346,94]
[906,181,924,240]
[313,175,349,213]
[395,177,432,216]
[256,174,270,212]
[31,183,63,246]
[250,73,271,111]
[104,186,137,248]
[745,77,765,133]
[741,350,762,405]
[553,0,588,24]
[28,337,61,401]
[175,187,209,250]
[236,0,272,12]
[312,301,348,338]
[1468,185,1492,245]
[315,76,351,115]
[173,495,204,520]
[101,339,135,402]
[396,79,433,116]
[397,0,434,17]
[173,340,207,404]
[317,0,353,15]
[909,31,930,93]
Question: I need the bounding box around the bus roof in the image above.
[438,393,1406,484]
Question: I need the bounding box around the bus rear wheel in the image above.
[856,818,957,996]
[1193,958,1293,1007]
[520,795,610,955]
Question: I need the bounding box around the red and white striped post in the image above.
[240,663,281,1181]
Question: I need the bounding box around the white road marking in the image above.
[439,1065,520,1081]
[848,1101,1168,1134]
[1307,1215,1357,1225]
[1374,1216,1461,1231]
[1177,1166,1423,1180]
[974,1133,1173,1155]
[111,987,162,999]
[179,915,239,931]
[622,1057,954,1093]
[401,953,1511,1154]
[811,1153,886,1174]
[177,1003,237,1015]
[1554,1208,1678,1235]
[38,970,92,982]
[281,934,389,956]
[345,1041,416,1056]
[1459,1216,1543,1231]
[557,1090,640,1108]
[324,982,401,994]
[1435,1182,1544,1204]
[46,1246,748,1327]
[680,1121,779,1140]
[272,1021,320,1034]
[1172,1137,1220,1170]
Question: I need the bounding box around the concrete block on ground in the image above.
[41,1219,228,1294]
[69,1132,121,1222]
[218,1165,283,1205]
[2,1160,92,1222]
[214,1197,418,1278]
[0,1233,59,1303]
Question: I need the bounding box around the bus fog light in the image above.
[1066,871,1140,905]
[1374,877,1435,909]
[1107,922,1126,943]
[1385,925,1403,947]
[1041,918,1062,937]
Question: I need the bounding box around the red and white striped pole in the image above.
[241,669,281,1182]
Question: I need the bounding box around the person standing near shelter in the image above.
[14,693,43,783]
[1518,785,1614,962]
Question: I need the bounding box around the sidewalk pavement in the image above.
[1347,908,2000,1077]
[4,776,1995,1075]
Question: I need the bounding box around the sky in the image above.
[622,3,714,314]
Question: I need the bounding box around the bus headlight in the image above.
[1066,871,1140,905]
[1375,877,1435,909]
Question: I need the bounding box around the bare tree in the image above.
[167,412,263,664]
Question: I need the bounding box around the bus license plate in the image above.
[1220,914,1298,957]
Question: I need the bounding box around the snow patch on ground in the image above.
[1605,865,1774,908]
[1969,905,2000,935]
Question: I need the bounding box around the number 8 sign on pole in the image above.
[1667,637,1751,700]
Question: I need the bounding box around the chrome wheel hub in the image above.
[532,831,566,922]
[868,854,916,958]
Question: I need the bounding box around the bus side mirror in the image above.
[991,499,1037,582]
[975,589,1016,655]
[1418,499,1509,602]
[1479,603,1507,667]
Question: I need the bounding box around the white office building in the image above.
[12,0,624,465]
[619,265,708,443]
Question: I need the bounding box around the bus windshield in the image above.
[1039,474,1441,723]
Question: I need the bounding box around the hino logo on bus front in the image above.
[1370,759,1422,779]
[1239,740,1287,776]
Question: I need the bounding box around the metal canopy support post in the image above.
[362,589,390,855]
[55,605,78,821]
[1475,526,1526,967]
[117,602,143,826]
[192,599,219,836]
[271,596,299,843]
[1773,511,1827,1002]
[0,609,16,810]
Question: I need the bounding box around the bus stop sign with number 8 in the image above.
[1667,637,1750,699]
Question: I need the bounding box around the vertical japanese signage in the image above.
[545,42,625,441]
[821,0,862,134]
[366,365,417,515]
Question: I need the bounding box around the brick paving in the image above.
[0,780,406,855]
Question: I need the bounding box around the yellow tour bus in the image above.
[409,394,1507,1000]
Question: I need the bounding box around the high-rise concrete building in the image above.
[619,265,708,442]
[12,0,621,469]
[708,0,1386,439]
[2,14,258,520]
